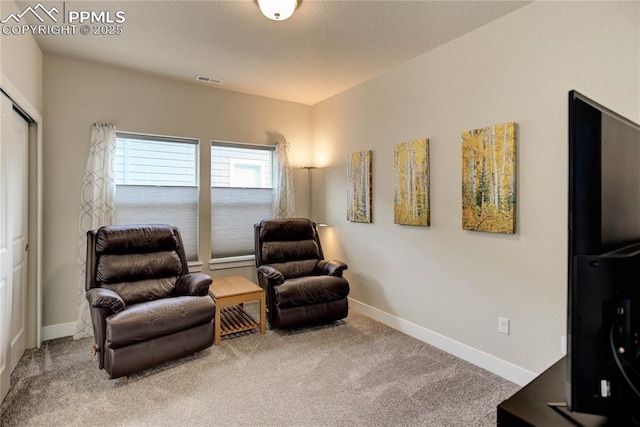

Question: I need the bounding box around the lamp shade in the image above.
[257,0,299,21]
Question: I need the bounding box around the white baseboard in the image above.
[41,321,76,342]
[349,298,537,386]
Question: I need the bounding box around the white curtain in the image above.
[73,123,117,339]
[272,141,296,218]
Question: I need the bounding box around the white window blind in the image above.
[211,142,274,259]
[115,133,199,261]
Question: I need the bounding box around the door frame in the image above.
[1,73,43,350]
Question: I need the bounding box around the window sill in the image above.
[209,255,255,270]
[187,261,204,273]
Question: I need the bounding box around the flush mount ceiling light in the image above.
[256,0,300,21]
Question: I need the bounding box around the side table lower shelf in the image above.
[219,305,260,336]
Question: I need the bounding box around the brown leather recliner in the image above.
[254,218,350,329]
[85,224,215,379]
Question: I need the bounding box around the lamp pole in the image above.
[302,166,316,220]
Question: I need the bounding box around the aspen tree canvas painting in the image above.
[394,138,430,226]
[462,122,517,233]
[347,150,372,222]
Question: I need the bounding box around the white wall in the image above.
[312,1,640,380]
[42,55,312,330]
[0,0,43,112]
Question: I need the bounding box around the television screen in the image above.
[601,116,640,248]
[567,90,640,421]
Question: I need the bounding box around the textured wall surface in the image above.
[42,55,312,327]
[312,1,640,375]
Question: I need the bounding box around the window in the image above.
[211,143,272,188]
[211,142,274,259]
[114,133,199,261]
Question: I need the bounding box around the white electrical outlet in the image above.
[498,317,510,335]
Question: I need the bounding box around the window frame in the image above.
[209,140,275,268]
[112,134,277,271]
[114,131,201,269]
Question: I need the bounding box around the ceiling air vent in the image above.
[195,75,223,85]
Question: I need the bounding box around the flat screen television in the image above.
[567,90,640,422]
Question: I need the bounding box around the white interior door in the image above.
[8,94,28,373]
[1,92,13,402]
[1,92,29,402]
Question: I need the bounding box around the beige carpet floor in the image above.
[1,307,519,426]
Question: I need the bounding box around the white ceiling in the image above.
[23,0,531,105]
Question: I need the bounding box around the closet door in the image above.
[1,92,29,402]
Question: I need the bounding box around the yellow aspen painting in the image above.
[347,150,372,222]
[462,122,517,233]
[394,138,429,226]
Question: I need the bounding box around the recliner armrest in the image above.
[315,260,348,277]
[175,273,212,296]
[257,265,285,284]
[86,288,125,313]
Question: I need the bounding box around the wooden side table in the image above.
[208,275,266,345]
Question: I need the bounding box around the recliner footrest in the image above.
[275,299,348,329]
[106,296,215,349]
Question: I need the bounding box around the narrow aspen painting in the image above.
[462,122,517,233]
[394,138,430,226]
[347,150,372,222]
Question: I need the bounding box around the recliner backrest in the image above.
[87,224,188,305]
[255,218,324,279]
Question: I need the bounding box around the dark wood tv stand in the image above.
[497,356,612,426]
